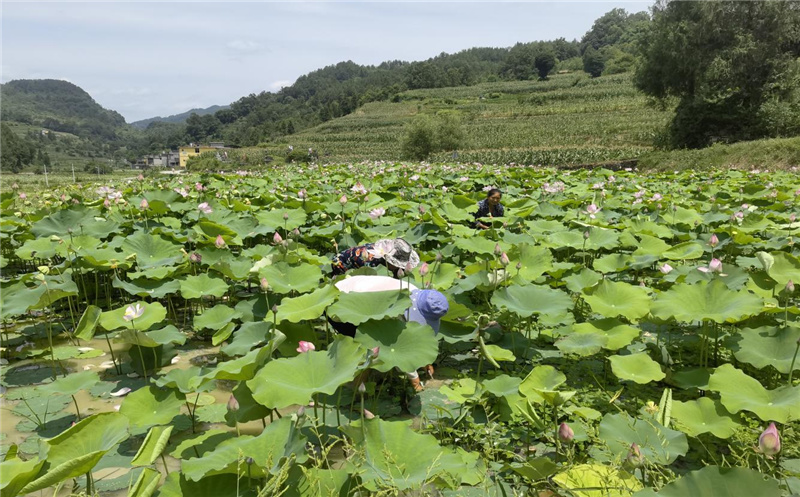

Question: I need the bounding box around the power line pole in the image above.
[71,163,76,183]
[43,161,49,187]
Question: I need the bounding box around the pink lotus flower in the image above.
[419,262,429,276]
[189,252,202,263]
[18,192,27,200]
[103,198,111,209]
[298,189,307,199]
[584,204,600,219]
[709,234,719,247]
[227,394,239,412]
[198,202,212,214]
[195,182,205,191]
[698,258,723,274]
[273,232,283,244]
[759,422,781,456]
[500,252,510,266]
[651,193,663,201]
[558,422,574,442]
[137,174,144,181]
[297,341,315,353]
[369,207,385,219]
[215,235,226,249]
[140,198,149,210]
[659,263,673,274]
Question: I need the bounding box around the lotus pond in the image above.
[1,163,800,496]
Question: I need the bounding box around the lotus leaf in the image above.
[128,467,160,497]
[553,464,642,497]
[180,274,229,299]
[609,353,665,384]
[651,280,763,324]
[731,326,800,374]
[572,318,640,350]
[283,467,360,497]
[598,412,688,465]
[257,261,323,294]
[556,332,607,356]
[633,466,781,497]
[99,301,167,331]
[193,304,242,331]
[131,425,173,466]
[0,453,44,497]
[37,370,99,397]
[582,279,650,321]
[120,386,186,429]
[354,320,438,372]
[518,365,566,403]
[670,398,739,438]
[275,285,339,323]
[203,346,276,381]
[74,305,102,341]
[120,232,183,270]
[491,284,572,318]
[328,290,411,326]
[663,242,704,260]
[708,364,800,423]
[220,321,278,357]
[564,268,603,293]
[112,277,180,298]
[766,251,800,286]
[158,473,243,497]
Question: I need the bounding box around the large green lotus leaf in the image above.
[257,261,322,294]
[633,234,671,257]
[255,209,307,231]
[592,254,633,274]
[563,268,603,293]
[32,208,119,239]
[180,274,229,299]
[427,262,460,290]
[572,318,640,350]
[633,466,781,497]
[193,304,242,331]
[152,366,212,393]
[766,251,800,286]
[582,280,650,321]
[247,336,364,409]
[120,386,186,429]
[453,236,505,255]
[181,417,306,481]
[556,331,607,356]
[341,419,463,491]
[668,206,704,227]
[202,345,276,381]
[609,353,665,384]
[670,398,739,439]
[26,276,79,311]
[328,290,411,326]
[131,425,173,466]
[509,244,553,281]
[283,467,360,497]
[74,304,102,340]
[651,280,763,324]
[120,232,183,270]
[219,321,276,357]
[99,301,167,331]
[37,370,99,397]
[598,413,688,465]
[128,467,160,497]
[623,219,674,239]
[0,455,44,497]
[0,280,46,319]
[354,320,438,372]
[15,237,69,260]
[112,277,180,298]
[195,220,238,241]
[20,412,129,494]
[117,325,186,347]
[553,463,642,497]
[707,364,800,423]
[585,229,620,251]
[518,365,566,403]
[276,285,339,323]
[663,242,704,260]
[731,326,800,374]
[79,247,132,271]
[491,284,572,319]
[157,473,242,497]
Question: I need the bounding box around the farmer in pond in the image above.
[330,238,419,277]
[329,275,449,392]
[474,188,504,230]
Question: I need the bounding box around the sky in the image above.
[2,1,652,123]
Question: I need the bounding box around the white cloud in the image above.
[269,80,293,91]
[226,39,264,53]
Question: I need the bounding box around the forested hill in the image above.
[0,79,126,141]
[130,105,229,129]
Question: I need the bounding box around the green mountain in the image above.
[0,79,126,141]
[130,105,229,130]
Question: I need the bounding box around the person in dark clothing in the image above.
[330,238,419,277]
[474,189,504,229]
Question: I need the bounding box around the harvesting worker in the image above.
[330,238,420,277]
[474,188,505,230]
[330,275,449,392]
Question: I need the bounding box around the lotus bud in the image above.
[282,240,289,249]
[293,227,300,237]
[370,346,380,359]
[397,269,405,278]
[140,198,149,210]
[272,304,279,314]
[405,261,414,273]
[759,422,781,456]
[339,195,348,205]
[500,252,510,266]
[709,258,723,273]
[516,262,522,271]
[659,263,673,274]
[494,243,502,255]
[296,341,315,353]
[137,174,144,181]
[626,443,645,467]
[358,382,366,394]
[227,394,239,412]
[435,252,443,262]
[260,277,269,291]
[296,406,306,418]
[215,235,226,249]
[103,198,110,209]
[558,422,574,443]
[419,262,429,276]
[584,230,590,239]
[283,212,289,220]
[245,457,255,466]
[709,234,719,247]
[273,232,283,244]
[189,252,202,264]
[363,408,375,420]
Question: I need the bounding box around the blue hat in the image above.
[406,289,449,334]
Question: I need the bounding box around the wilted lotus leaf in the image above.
[179,274,229,299]
[355,320,438,372]
[553,464,642,497]
[491,284,572,319]
[258,261,323,294]
[670,398,739,439]
[247,336,364,409]
[599,412,688,465]
[651,280,763,323]
[632,466,781,497]
[609,353,665,384]
[582,280,650,321]
[708,364,800,423]
[276,285,339,323]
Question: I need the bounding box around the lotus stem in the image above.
[71,394,81,421]
[132,323,148,382]
[103,331,121,375]
[788,341,800,385]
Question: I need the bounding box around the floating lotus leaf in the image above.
[731,326,800,374]
[257,262,322,294]
[593,254,633,274]
[112,277,180,298]
[120,386,185,429]
[341,419,463,491]
[193,305,242,331]
[708,364,800,423]
[179,274,229,299]
[670,398,739,439]
[74,304,102,340]
[553,463,642,497]
[275,285,339,323]
[632,466,781,497]
[582,279,650,321]
[99,301,167,331]
[633,234,671,257]
[19,412,130,494]
[328,290,411,326]
[354,320,438,372]
[663,241,704,260]
[651,280,763,324]
[120,232,183,270]
[599,412,688,465]
[766,251,800,286]
[556,332,607,356]
[491,284,572,319]
[131,425,173,466]
[247,336,364,409]
[609,353,665,384]
[181,417,306,481]
[37,370,99,397]
[564,268,602,293]
[572,318,640,350]
[453,236,506,255]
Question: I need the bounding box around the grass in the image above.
[637,136,800,171]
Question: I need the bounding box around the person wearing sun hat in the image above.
[330,238,420,277]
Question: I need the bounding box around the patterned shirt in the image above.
[474,199,505,227]
[331,243,385,275]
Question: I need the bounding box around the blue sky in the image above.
[2,1,651,122]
